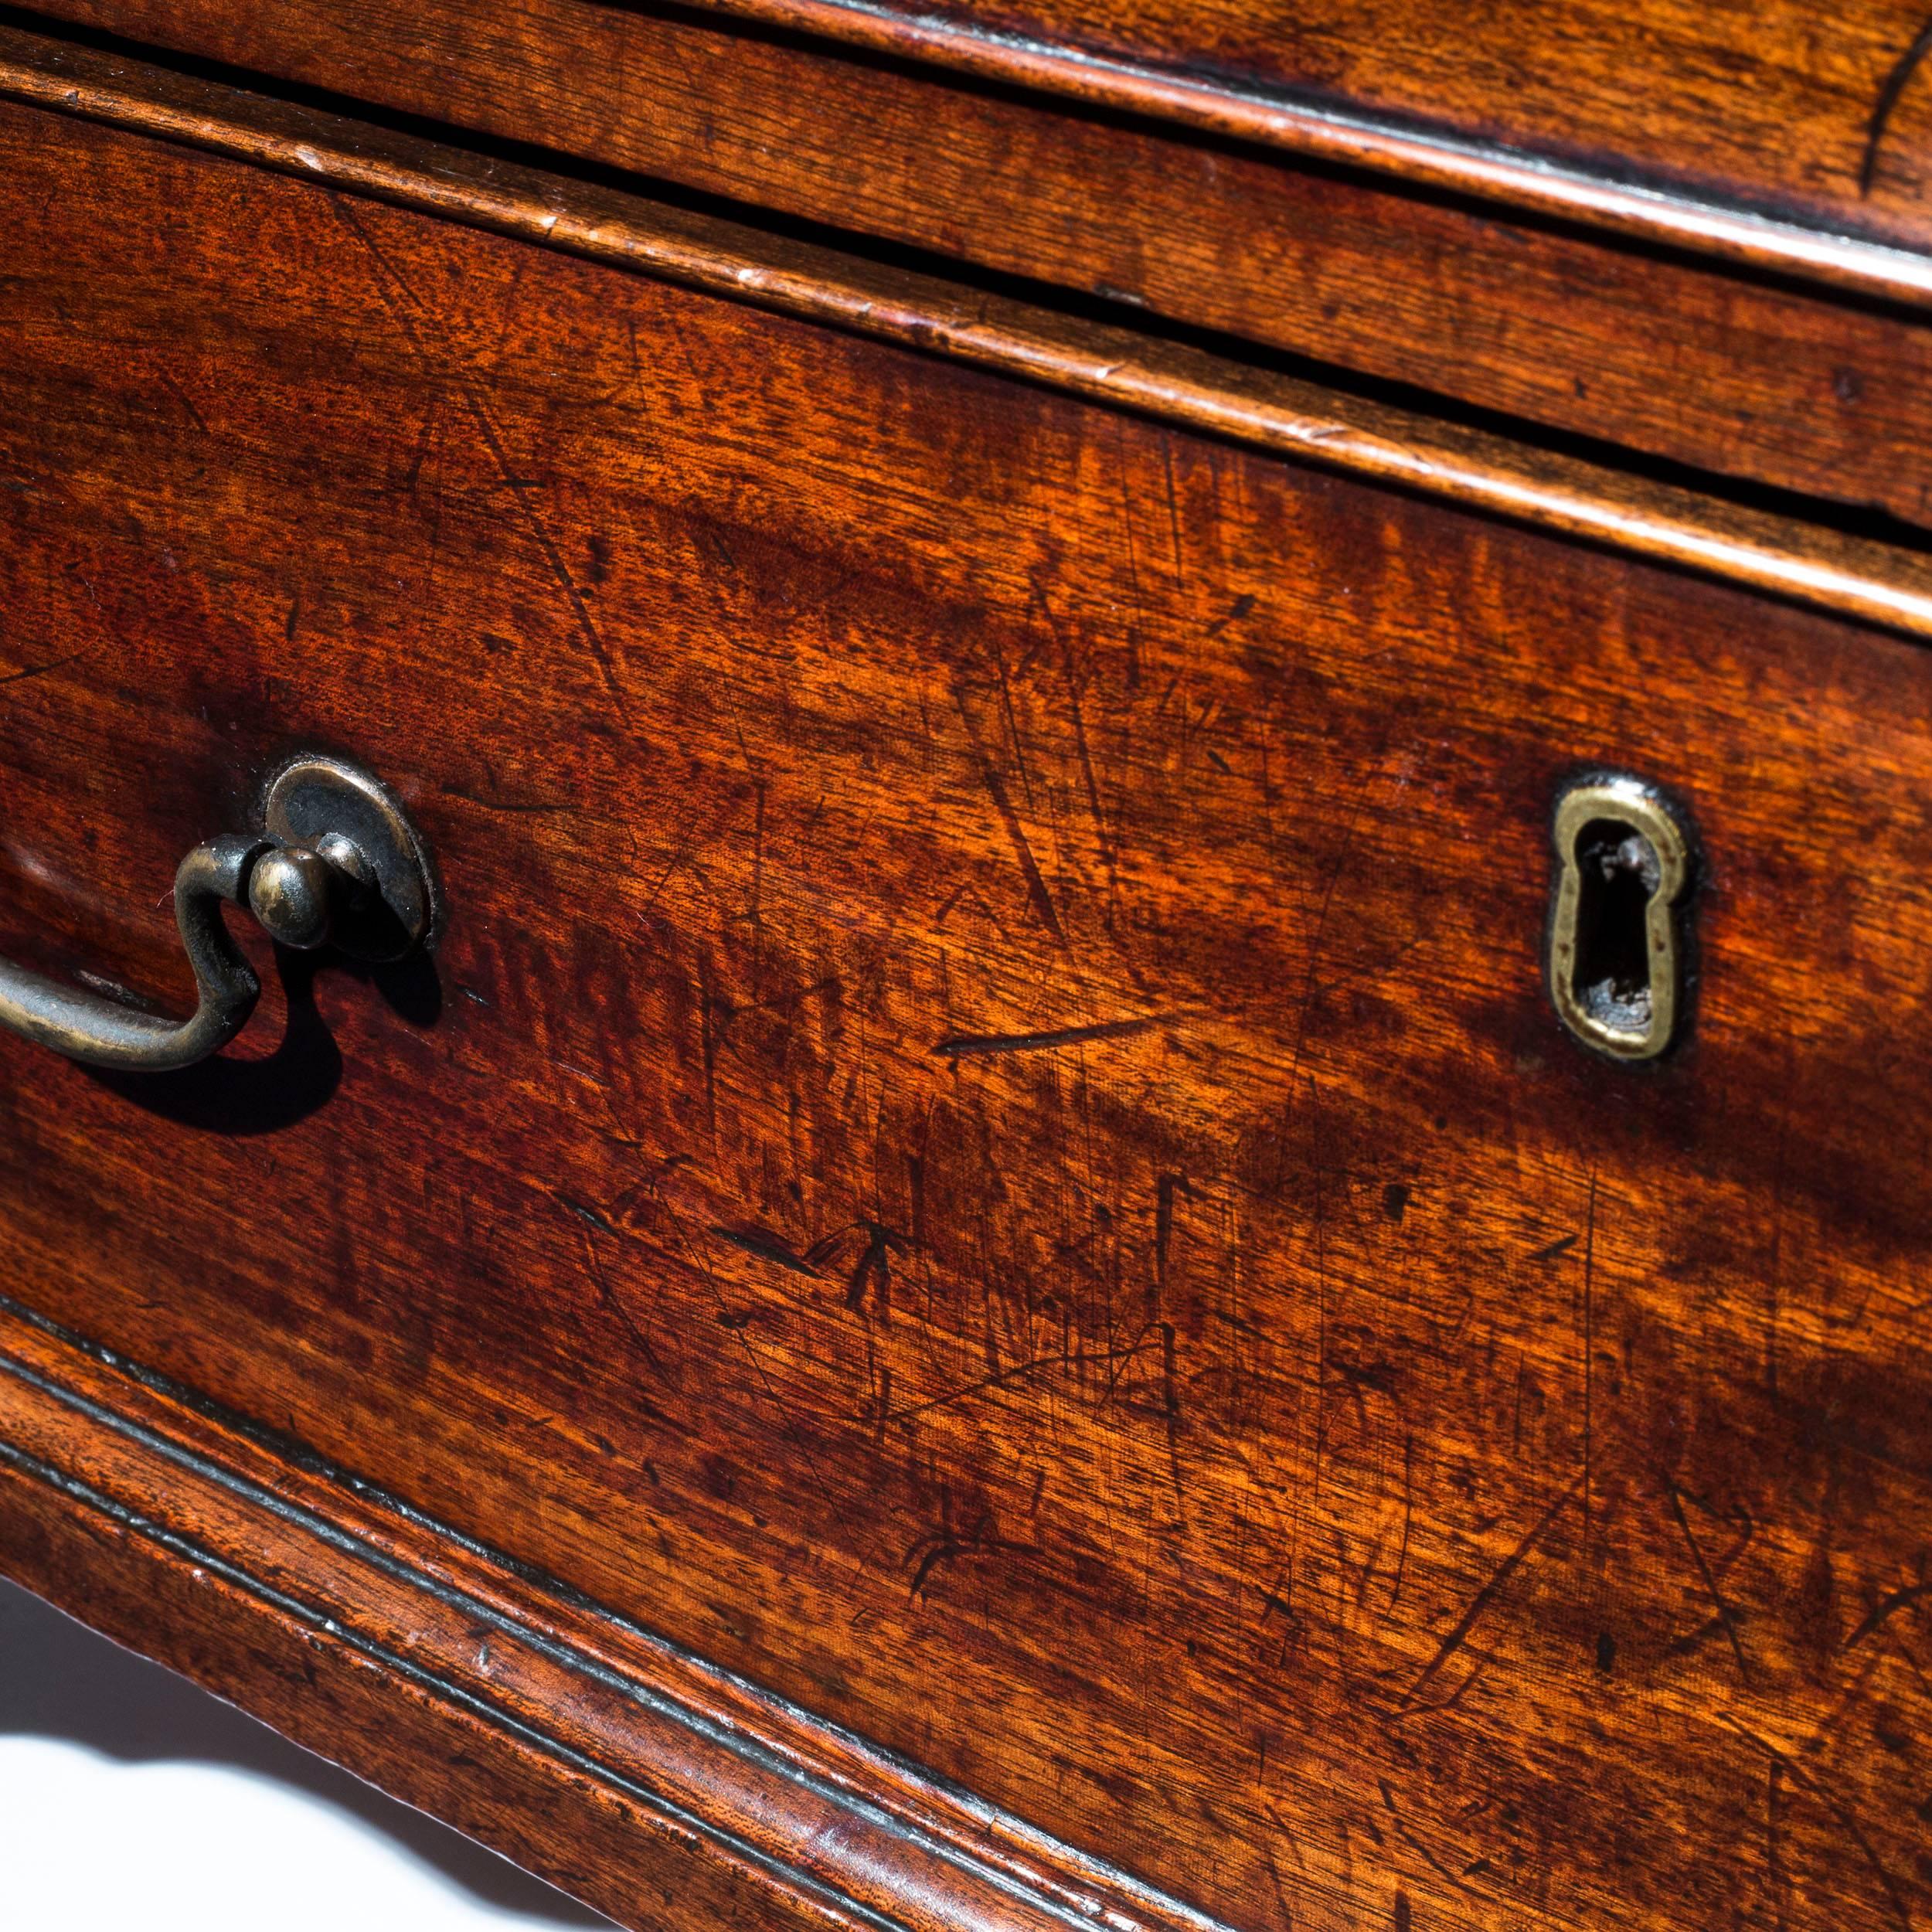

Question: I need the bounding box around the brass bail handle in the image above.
[0,755,437,1073]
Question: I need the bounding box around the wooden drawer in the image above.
[28,0,1932,536]
[0,52,1929,1932]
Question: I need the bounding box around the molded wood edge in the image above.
[681,0,1932,310]
[2,25,1930,648]
[0,1290,1236,1932]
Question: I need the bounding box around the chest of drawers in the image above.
[1,9,1929,1931]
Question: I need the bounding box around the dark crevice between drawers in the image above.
[4,0,1932,564]
[15,0,1932,334]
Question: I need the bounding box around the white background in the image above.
[0,1578,611,1930]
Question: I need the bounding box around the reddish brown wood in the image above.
[0,1293,1207,1932]
[52,0,1932,303]
[700,0,1932,257]
[0,1414,850,1932]
[0,87,1929,1932]
[26,0,1932,532]
[4,29,1932,641]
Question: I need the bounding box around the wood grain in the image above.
[692,0,1932,261]
[25,1,1932,532]
[0,1291,1219,1932]
[0,90,1927,1932]
[5,27,1932,641]
[28,0,1932,304]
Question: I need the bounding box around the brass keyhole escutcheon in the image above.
[1547,774,1693,1062]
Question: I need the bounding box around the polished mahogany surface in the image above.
[0,77,1929,1932]
[869,0,1932,235]
[24,0,1932,538]
[48,0,1932,243]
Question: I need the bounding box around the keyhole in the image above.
[1547,775,1692,1061]
[1570,820,1661,1032]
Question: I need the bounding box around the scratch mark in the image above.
[1400,1475,1583,1708]
[1580,1168,1597,1555]
[988,629,1035,811]
[1862,15,1932,195]
[1159,1319,1184,1499]
[883,1338,1160,1427]
[1663,1475,1752,1684]
[640,1176,844,1512]
[932,879,1004,931]
[1766,1058,1792,1396]
[1377,1778,1479,1896]
[1385,1658,1488,1723]
[842,1219,909,1316]
[975,753,1065,943]
[327,194,634,726]
[558,1194,619,1237]
[1063,672,1118,908]
[1723,1717,1915,1931]
[696,967,720,1138]
[1389,1433,1415,1611]
[1286,726,1396,1085]
[1155,1171,1196,1301]
[935,1015,1169,1058]
[1306,1074,1332,1550]
[442,783,569,816]
[1159,437,1186,580]
[906,1495,1036,1600]
[745,777,767,998]
[709,1224,821,1277]
[155,366,211,437]
[951,667,1068,944]
[1114,418,1146,689]
[0,651,80,689]
[1527,1233,1577,1264]
[1844,1573,1932,1652]
[1884,1628,1932,1700]
[557,1194,681,1405]
[1767,1760,1788,1932]
[1258,1834,1297,1932]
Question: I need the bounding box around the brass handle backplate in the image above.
[0,754,437,1073]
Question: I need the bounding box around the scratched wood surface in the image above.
[735,0,1932,253]
[0,99,1930,1932]
[26,0,1932,537]
[0,1290,1223,1932]
[34,0,1932,249]
[66,0,1932,255]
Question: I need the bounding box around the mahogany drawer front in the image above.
[20,5,1932,537]
[0,94,1929,1932]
